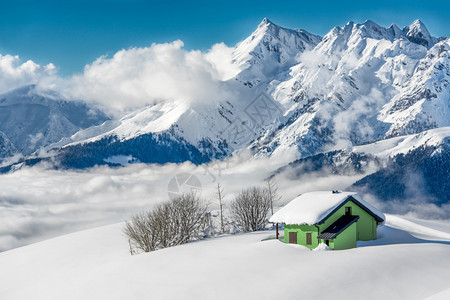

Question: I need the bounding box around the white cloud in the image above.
[0,163,177,251]
[41,40,240,116]
[204,42,241,81]
[0,54,55,93]
[362,193,450,221]
[332,88,387,147]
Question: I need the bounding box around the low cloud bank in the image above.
[0,153,356,251]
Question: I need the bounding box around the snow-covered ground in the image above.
[0,214,449,299]
[352,126,450,159]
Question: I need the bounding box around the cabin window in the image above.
[306,233,312,245]
[345,206,351,216]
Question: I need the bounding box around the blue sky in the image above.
[0,0,449,75]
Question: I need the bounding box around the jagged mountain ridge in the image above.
[253,19,449,158]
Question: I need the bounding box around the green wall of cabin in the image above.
[283,199,379,250]
[317,200,377,241]
[319,221,357,250]
[284,224,319,249]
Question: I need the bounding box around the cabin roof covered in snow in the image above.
[269,191,385,225]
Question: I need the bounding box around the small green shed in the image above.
[269,191,385,250]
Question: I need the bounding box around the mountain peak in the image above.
[359,20,388,36]
[407,19,429,35]
[361,19,379,27]
[410,19,426,28]
[258,17,275,28]
[232,18,321,87]
[404,19,434,47]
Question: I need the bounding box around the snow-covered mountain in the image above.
[44,19,447,163]
[405,19,437,47]
[0,85,108,162]
[255,19,449,159]
[380,39,450,136]
[1,19,449,205]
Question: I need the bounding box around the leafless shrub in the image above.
[123,211,159,253]
[123,193,209,254]
[230,186,271,232]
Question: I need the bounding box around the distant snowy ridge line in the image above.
[3,125,449,173]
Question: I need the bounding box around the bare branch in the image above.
[266,177,282,215]
[216,182,225,233]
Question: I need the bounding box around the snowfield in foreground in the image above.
[0,215,449,300]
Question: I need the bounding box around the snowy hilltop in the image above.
[0,214,450,299]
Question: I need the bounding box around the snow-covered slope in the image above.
[270,126,450,205]
[352,126,450,159]
[48,101,190,148]
[0,215,449,300]
[0,131,18,158]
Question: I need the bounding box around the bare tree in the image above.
[230,186,271,232]
[216,182,225,233]
[266,177,281,215]
[123,192,209,254]
[169,193,210,244]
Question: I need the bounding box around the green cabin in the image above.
[269,191,385,250]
